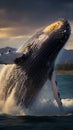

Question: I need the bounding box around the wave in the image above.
[0,80,73,116]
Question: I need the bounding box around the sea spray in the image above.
[0,67,73,116]
[0,78,73,115]
[20,81,73,116]
[0,65,25,115]
[0,87,25,115]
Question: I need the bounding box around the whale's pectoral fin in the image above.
[49,71,64,112]
[0,47,26,64]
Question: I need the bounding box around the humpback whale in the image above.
[0,19,71,110]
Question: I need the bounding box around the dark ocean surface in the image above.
[0,74,73,130]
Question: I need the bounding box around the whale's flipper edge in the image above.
[50,72,64,112]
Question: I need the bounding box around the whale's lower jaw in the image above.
[0,19,71,108]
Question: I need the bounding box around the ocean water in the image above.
[0,74,73,129]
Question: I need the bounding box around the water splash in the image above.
[23,81,73,116]
[0,75,73,116]
[0,87,24,115]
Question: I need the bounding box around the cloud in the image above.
[0,0,73,38]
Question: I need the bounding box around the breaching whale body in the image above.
[0,20,71,110]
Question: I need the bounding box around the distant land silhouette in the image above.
[0,47,16,53]
[56,49,73,64]
[56,49,73,71]
[0,47,16,70]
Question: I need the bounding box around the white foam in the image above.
[0,79,73,116]
[23,81,73,116]
[0,88,25,115]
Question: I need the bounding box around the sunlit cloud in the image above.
[0,26,33,38]
[0,0,73,49]
[0,27,13,38]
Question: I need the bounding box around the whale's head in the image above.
[17,20,71,68]
[12,19,70,81]
[42,20,70,62]
[0,20,71,71]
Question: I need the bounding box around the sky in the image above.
[0,0,73,49]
